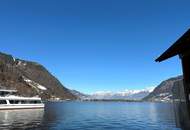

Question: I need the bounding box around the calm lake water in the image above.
[0,102,181,130]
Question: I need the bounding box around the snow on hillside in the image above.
[143,76,183,102]
[23,76,47,91]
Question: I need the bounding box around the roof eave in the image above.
[155,29,190,62]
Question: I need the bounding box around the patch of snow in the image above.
[144,87,155,93]
[16,60,27,66]
[23,76,47,91]
[36,84,47,90]
[12,57,16,62]
[159,93,169,97]
[18,60,22,65]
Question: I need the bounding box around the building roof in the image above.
[156,29,190,62]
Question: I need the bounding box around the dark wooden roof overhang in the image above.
[155,29,190,62]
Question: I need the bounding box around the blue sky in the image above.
[0,0,189,94]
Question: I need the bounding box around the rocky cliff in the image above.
[0,52,77,100]
[143,75,183,102]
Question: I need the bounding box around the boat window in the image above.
[0,92,8,96]
[21,100,28,104]
[9,100,42,104]
[0,100,7,104]
[9,100,20,104]
[30,100,42,104]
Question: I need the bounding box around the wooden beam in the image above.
[181,55,190,115]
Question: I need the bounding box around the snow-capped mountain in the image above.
[90,88,154,100]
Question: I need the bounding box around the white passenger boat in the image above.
[0,90,44,110]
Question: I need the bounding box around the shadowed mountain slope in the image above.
[0,52,76,100]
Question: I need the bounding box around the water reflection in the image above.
[0,102,180,130]
[0,109,44,130]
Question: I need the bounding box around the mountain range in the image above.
[89,88,154,100]
[0,51,184,102]
[71,76,184,102]
[70,88,154,100]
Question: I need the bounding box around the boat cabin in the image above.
[0,98,43,105]
[0,89,44,109]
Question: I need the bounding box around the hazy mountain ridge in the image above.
[0,52,77,100]
[70,88,154,100]
[71,75,184,103]
[90,88,153,100]
[69,90,90,100]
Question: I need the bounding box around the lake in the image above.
[0,102,181,130]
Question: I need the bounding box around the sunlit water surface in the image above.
[0,102,181,130]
